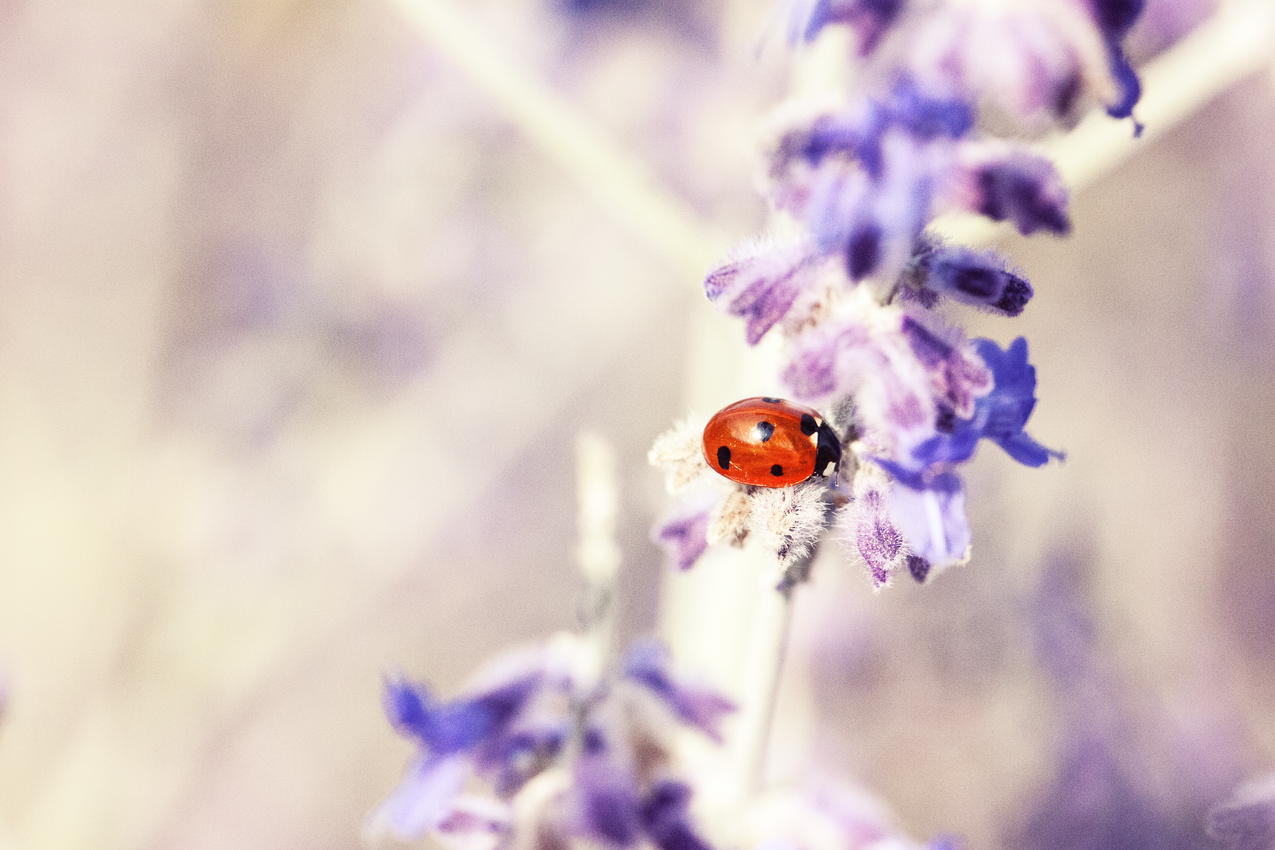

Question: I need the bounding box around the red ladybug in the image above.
[702,396,842,488]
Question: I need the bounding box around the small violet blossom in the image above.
[368,635,732,849]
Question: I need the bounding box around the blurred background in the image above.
[0,0,1271,848]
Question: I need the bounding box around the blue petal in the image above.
[383,675,541,756]
[996,431,1064,468]
[887,79,974,141]
[972,337,1064,466]
[1105,47,1144,136]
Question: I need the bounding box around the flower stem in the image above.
[730,546,818,797]
[574,432,621,675]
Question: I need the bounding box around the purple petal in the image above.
[704,243,818,345]
[383,673,542,756]
[367,754,469,840]
[906,554,931,583]
[857,515,904,587]
[1104,47,1144,134]
[974,155,1071,236]
[1085,0,1146,44]
[898,336,1061,471]
[971,337,1065,466]
[640,782,714,850]
[885,77,974,141]
[908,241,1034,316]
[782,317,874,403]
[575,756,642,847]
[621,640,735,741]
[889,474,970,566]
[479,723,569,797]
[653,505,712,572]
[899,316,992,419]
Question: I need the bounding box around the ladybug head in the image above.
[814,420,842,480]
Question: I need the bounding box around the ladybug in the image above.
[702,396,842,488]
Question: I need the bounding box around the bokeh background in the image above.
[0,0,1271,848]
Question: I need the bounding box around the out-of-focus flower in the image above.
[906,0,1117,128]
[1208,774,1275,850]
[622,640,736,742]
[369,636,731,849]
[653,501,714,572]
[939,141,1071,236]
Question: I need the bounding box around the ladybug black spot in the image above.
[800,413,818,436]
[717,445,731,471]
[756,421,775,442]
[761,396,781,403]
[771,464,784,476]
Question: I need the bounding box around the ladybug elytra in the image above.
[702,396,842,488]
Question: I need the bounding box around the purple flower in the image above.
[1104,47,1143,132]
[902,336,1063,472]
[622,640,735,741]
[903,240,1034,316]
[856,504,905,586]
[763,81,971,282]
[887,471,971,568]
[704,240,825,345]
[1080,0,1147,129]
[574,754,643,846]
[898,314,993,419]
[943,143,1071,236]
[385,674,541,758]
[641,781,714,850]
[905,4,1116,128]
[653,500,713,572]
[839,465,911,587]
[369,755,472,840]
[371,645,582,840]
[783,303,988,464]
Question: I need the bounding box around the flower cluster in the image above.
[370,632,957,850]
[366,634,733,850]
[654,0,1145,586]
